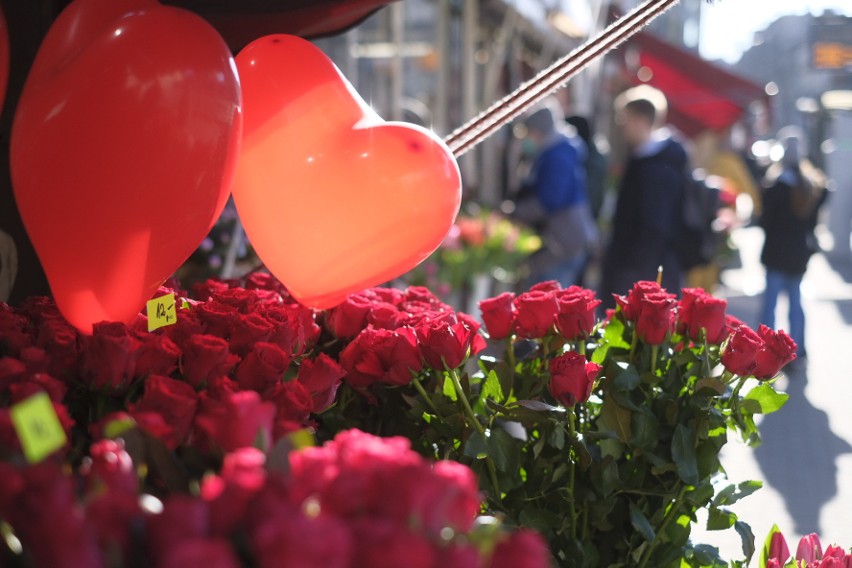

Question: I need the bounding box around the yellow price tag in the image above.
[146,293,177,332]
[10,392,68,464]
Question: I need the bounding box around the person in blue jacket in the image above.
[601,86,689,304]
[514,101,598,287]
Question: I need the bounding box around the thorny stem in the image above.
[567,410,579,540]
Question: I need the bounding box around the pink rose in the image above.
[194,389,275,452]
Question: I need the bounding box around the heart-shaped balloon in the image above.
[232,35,461,309]
[10,0,242,333]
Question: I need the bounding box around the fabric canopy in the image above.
[625,32,768,137]
[169,0,398,49]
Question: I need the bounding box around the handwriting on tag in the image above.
[147,293,177,332]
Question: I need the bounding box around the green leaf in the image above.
[443,375,458,402]
[713,480,763,507]
[463,431,488,460]
[630,411,659,450]
[734,521,756,564]
[685,482,715,507]
[707,507,737,530]
[671,424,699,485]
[487,428,520,473]
[743,384,789,414]
[480,370,504,404]
[695,377,726,395]
[612,361,641,391]
[629,503,656,542]
[592,317,630,364]
[601,397,632,444]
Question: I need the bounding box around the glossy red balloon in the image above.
[232,35,461,309]
[11,0,242,333]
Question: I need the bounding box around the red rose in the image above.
[530,280,562,293]
[82,321,140,393]
[159,538,241,568]
[245,271,289,296]
[297,354,346,413]
[678,288,728,344]
[491,530,551,568]
[328,293,374,339]
[752,325,797,380]
[261,304,319,356]
[555,286,601,341]
[458,313,488,355]
[339,327,422,388]
[0,357,26,392]
[0,308,32,355]
[425,460,480,532]
[202,448,266,536]
[181,334,239,389]
[549,352,601,406]
[192,279,231,301]
[235,342,290,393]
[350,519,436,568]
[134,334,181,378]
[374,287,405,305]
[251,508,353,568]
[146,495,210,564]
[721,325,763,376]
[514,290,558,339]
[366,302,403,330]
[36,317,80,378]
[614,280,665,321]
[212,287,265,312]
[417,319,481,370]
[195,300,239,338]
[264,380,314,437]
[194,389,275,452]
[129,374,198,448]
[18,346,49,375]
[437,544,481,568]
[635,291,676,345]
[9,373,67,403]
[229,313,275,355]
[163,305,206,348]
[479,292,516,340]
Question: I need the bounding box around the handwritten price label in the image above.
[10,392,68,464]
[146,293,177,332]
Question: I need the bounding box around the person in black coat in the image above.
[759,128,827,359]
[601,86,688,304]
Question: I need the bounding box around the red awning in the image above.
[169,0,399,49]
[625,32,768,136]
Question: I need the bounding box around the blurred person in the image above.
[566,115,609,221]
[759,127,828,359]
[513,100,598,287]
[601,86,689,304]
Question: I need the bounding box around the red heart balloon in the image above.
[232,35,461,309]
[10,0,242,333]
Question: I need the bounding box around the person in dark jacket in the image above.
[514,101,598,287]
[759,128,827,359]
[601,86,688,304]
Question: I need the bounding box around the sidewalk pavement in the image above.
[692,226,852,563]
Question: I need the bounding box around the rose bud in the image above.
[752,325,797,380]
[678,288,728,344]
[636,291,676,345]
[796,533,823,565]
[549,352,601,407]
[721,325,763,377]
[129,374,198,449]
[614,281,664,321]
[479,292,515,340]
[296,354,346,413]
[514,290,558,339]
[417,320,481,370]
[339,327,422,388]
[555,287,601,341]
[235,342,291,393]
[181,334,240,389]
[327,293,374,339]
[81,321,141,393]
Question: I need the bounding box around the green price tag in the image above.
[146,292,177,332]
[10,392,68,464]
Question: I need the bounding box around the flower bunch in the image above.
[0,429,546,568]
[762,526,852,568]
[318,278,795,567]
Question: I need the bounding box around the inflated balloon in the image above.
[232,35,462,309]
[11,0,242,333]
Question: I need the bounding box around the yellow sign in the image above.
[146,293,177,332]
[813,42,852,70]
[10,392,68,464]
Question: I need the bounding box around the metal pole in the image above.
[435,0,450,135]
[461,0,480,189]
[390,2,405,122]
